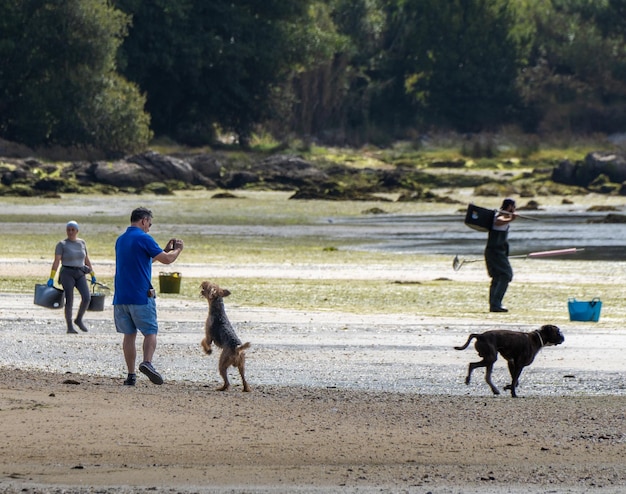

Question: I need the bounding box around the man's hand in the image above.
[164,238,177,252]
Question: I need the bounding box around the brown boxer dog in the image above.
[454,324,564,397]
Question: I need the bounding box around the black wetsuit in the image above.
[485,226,512,310]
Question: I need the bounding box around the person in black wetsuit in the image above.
[485,198,517,312]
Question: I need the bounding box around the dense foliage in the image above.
[0,0,151,156]
[2,0,626,155]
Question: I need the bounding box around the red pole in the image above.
[525,248,582,258]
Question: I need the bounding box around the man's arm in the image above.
[154,239,184,264]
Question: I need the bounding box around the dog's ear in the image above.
[543,324,559,333]
[221,288,231,298]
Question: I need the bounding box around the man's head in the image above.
[130,207,153,232]
[130,207,152,223]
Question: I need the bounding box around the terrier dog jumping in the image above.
[454,324,564,397]
[200,281,251,392]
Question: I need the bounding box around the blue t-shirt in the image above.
[113,226,163,305]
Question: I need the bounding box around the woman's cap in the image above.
[66,220,79,230]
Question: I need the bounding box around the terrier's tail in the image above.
[236,342,251,353]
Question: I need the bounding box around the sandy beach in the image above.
[1,367,625,494]
[1,268,626,493]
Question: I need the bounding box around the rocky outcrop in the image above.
[552,152,626,187]
[6,147,624,201]
[91,151,214,188]
[0,151,337,195]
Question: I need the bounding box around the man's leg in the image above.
[123,333,137,374]
[138,335,163,384]
[138,334,163,384]
[133,299,163,385]
[142,333,157,364]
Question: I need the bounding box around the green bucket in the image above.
[159,272,181,294]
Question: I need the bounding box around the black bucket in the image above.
[88,293,106,311]
[464,203,496,232]
[88,283,109,311]
[34,284,64,309]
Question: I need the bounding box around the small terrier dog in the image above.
[200,281,251,392]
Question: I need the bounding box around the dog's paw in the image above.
[200,339,213,355]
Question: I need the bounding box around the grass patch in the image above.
[9,273,626,323]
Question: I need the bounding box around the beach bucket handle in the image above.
[92,282,110,293]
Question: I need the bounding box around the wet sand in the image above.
[1,367,625,494]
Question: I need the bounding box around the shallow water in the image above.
[330,206,626,260]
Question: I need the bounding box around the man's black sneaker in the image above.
[139,362,163,385]
[123,374,136,386]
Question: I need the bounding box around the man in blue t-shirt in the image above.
[113,207,184,386]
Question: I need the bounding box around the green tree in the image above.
[518,0,626,132]
[328,0,389,143]
[115,0,312,147]
[283,0,402,146]
[0,0,151,155]
[282,1,354,141]
[86,73,152,157]
[381,0,522,133]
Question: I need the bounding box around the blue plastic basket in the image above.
[568,298,602,322]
